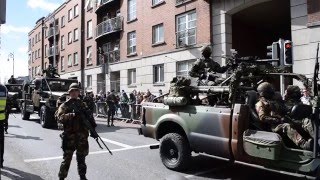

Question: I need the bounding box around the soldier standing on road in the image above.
[0,84,8,168]
[56,83,91,180]
[255,82,313,150]
[106,91,116,127]
[189,45,229,85]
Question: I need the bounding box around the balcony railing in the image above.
[47,26,59,38]
[95,0,117,12]
[105,50,120,64]
[95,16,123,39]
[176,27,197,48]
[47,46,59,57]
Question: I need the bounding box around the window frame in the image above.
[176,10,197,47]
[153,64,164,84]
[61,16,65,28]
[128,69,136,85]
[127,31,136,55]
[68,31,72,44]
[74,52,79,65]
[127,0,137,22]
[74,28,79,41]
[68,8,73,21]
[61,35,65,50]
[61,56,65,71]
[74,4,79,18]
[152,23,164,44]
[176,60,195,77]
[68,54,72,67]
[87,75,92,88]
[86,46,92,65]
[87,20,93,38]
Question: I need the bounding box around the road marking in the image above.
[24,143,159,163]
[184,168,218,179]
[100,137,133,148]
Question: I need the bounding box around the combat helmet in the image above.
[68,83,80,93]
[285,85,301,100]
[257,82,275,98]
[201,45,212,58]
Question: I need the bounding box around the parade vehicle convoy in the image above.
[5,84,23,111]
[19,77,78,128]
[139,50,320,179]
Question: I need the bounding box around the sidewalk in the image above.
[94,116,141,129]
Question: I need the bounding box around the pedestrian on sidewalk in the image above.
[56,83,94,180]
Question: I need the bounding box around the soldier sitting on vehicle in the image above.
[42,64,60,78]
[189,45,230,86]
[255,82,313,150]
[7,75,17,84]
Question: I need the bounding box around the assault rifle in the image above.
[71,104,113,155]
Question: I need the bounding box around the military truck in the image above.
[139,60,320,178]
[20,77,78,128]
[5,84,23,111]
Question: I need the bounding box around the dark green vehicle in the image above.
[20,77,77,128]
[140,63,320,179]
[5,84,23,111]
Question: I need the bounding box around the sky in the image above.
[0,0,65,83]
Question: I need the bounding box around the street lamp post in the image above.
[7,52,14,77]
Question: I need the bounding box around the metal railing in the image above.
[176,27,197,48]
[105,50,120,64]
[47,26,59,38]
[95,16,123,39]
[47,46,59,57]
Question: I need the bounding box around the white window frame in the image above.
[61,35,65,50]
[87,75,92,88]
[153,64,164,83]
[68,31,72,44]
[128,69,136,85]
[68,9,73,21]
[127,31,136,54]
[152,23,164,44]
[74,52,79,65]
[176,60,195,77]
[61,56,65,71]
[74,4,79,17]
[87,46,92,65]
[127,0,137,21]
[152,0,164,6]
[61,16,65,27]
[74,28,79,41]
[87,20,92,38]
[176,10,197,47]
[68,54,72,66]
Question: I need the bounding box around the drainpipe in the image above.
[80,0,85,91]
[41,19,45,71]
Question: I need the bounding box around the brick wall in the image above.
[307,0,320,24]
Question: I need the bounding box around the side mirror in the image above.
[291,104,312,120]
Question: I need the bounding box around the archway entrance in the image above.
[231,0,291,58]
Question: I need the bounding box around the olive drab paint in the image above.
[0,84,7,121]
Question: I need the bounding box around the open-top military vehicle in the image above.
[20,77,78,128]
[5,83,23,111]
[140,48,320,179]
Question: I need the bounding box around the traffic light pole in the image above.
[279,39,285,96]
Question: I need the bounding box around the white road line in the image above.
[100,137,133,148]
[184,168,218,179]
[24,143,159,163]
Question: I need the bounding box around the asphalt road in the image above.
[0,113,302,180]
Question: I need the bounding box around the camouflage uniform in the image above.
[56,84,89,180]
[189,45,229,86]
[106,92,116,126]
[255,82,312,150]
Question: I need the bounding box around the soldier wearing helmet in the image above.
[189,45,230,85]
[56,83,94,180]
[255,82,312,150]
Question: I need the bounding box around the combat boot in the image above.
[299,138,313,151]
[80,175,88,180]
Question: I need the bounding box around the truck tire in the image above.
[160,133,191,171]
[40,106,51,128]
[21,103,30,120]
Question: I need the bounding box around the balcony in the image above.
[105,50,120,64]
[95,16,123,40]
[95,0,118,14]
[47,46,59,57]
[176,27,197,48]
[46,26,59,39]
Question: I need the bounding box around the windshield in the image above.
[5,85,22,92]
[42,79,78,92]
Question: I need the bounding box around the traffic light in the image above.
[267,42,280,60]
[283,40,293,66]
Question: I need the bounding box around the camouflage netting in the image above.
[169,77,192,98]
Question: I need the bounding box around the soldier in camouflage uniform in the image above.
[189,45,229,85]
[56,83,90,180]
[255,82,312,150]
[284,85,314,138]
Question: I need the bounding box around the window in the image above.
[152,0,163,6]
[176,60,195,77]
[128,69,136,85]
[74,29,79,41]
[74,52,78,65]
[152,24,164,44]
[35,34,38,43]
[68,32,72,44]
[38,49,40,58]
[61,56,65,71]
[61,16,65,27]
[87,75,92,88]
[176,11,197,47]
[68,9,73,21]
[61,35,65,50]
[86,46,92,64]
[68,54,72,66]
[32,38,34,46]
[74,5,79,17]
[127,0,137,21]
[38,32,41,41]
[127,31,136,54]
[87,20,92,38]
[85,0,93,10]
[153,64,164,83]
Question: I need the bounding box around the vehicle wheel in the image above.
[21,103,30,120]
[160,133,191,171]
[40,106,51,128]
